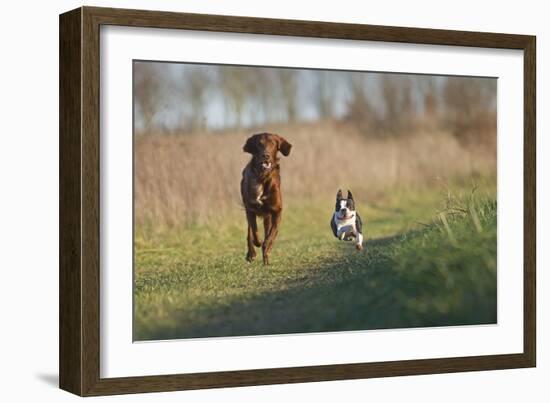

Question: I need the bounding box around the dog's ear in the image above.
[243,135,258,154]
[276,135,292,157]
[336,189,343,200]
[347,190,354,200]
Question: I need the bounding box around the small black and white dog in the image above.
[330,189,364,250]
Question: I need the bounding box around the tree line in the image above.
[134,62,496,144]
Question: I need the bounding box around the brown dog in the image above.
[240,133,292,265]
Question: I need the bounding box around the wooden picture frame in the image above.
[59,6,536,396]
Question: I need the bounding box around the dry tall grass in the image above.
[135,120,496,228]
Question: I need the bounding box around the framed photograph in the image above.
[59,6,536,396]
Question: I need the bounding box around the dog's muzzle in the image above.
[338,209,354,220]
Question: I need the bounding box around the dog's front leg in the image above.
[336,227,346,240]
[355,231,364,250]
[262,211,281,265]
[245,210,260,262]
[263,214,272,244]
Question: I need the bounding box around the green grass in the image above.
[134,184,497,341]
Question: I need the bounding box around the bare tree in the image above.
[421,76,439,117]
[242,68,274,126]
[182,66,209,131]
[134,63,162,133]
[378,75,416,134]
[442,77,497,146]
[313,71,336,119]
[220,67,251,128]
[345,73,378,134]
[277,70,298,122]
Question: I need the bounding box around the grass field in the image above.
[134,182,497,341]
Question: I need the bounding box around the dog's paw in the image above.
[246,252,256,262]
[355,243,363,251]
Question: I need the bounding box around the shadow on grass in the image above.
[137,230,497,341]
